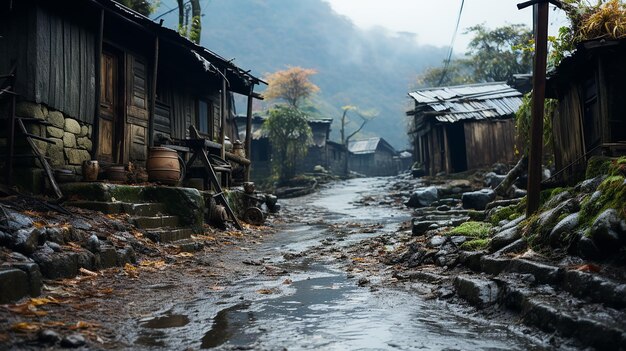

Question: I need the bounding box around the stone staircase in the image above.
[60,183,206,245]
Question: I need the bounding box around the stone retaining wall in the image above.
[16,101,93,175]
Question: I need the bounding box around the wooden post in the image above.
[219,70,226,160]
[91,9,104,159]
[148,35,159,147]
[519,0,550,216]
[244,86,253,181]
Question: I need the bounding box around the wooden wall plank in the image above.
[69,23,80,118]
[35,7,50,103]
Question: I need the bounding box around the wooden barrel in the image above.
[146,147,181,185]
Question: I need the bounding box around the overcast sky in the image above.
[322,0,568,52]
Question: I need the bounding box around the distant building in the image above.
[407,82,523,176]
[347,137,397,176]
[547,39,626,182]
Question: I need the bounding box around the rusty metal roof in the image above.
[408,82,523,123]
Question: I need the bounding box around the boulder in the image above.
[6,209,34,231]
[0,268,29,303]
[405,186,439,208]
[549,212,580,248]
[46,126,65,139]
[490,226,521,252]
[16,101,46,119]
[63,132,77,148]
[64,118,81,134]
[462,189,496,210]
[454,276,500,307]
[13,227,42,255]
[64,148,91,165]
[412,220,437,236]
[484,172,506,188]
[590,209,623,253]
[47,111,65,128]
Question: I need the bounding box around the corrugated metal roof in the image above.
[348,137,396,155]
[408,82,523,124]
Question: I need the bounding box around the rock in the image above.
[32,249,79,279]
[116,246,136,265]
[76,250,95,270]
[484,172,506,188]
[429,235,447,248]
[512,186,527,198]
[85,234,100,253]
[64,118,81,134]
[578,176,607,193]
[544,190,573,209]
[590,209,623,253]
[490,226,521,252]
[412,220,437,236]
[450,236,467,245]
[63,132,77,148]
[60,334,86,348]
[357,277,369,286]
[12,262,42,298]
[436,205,450,211]
[577,235,602,260]
[0,268,30,303]
[492,163,508,175]
[45,241,62,252]
[454,276,500,307]
[405,186,439,208]
[64,148,91,165]
[16,101,46,119]
[462,189,496,210]
[71,218,93,231]
[549,213,580,248]
[76,137,92,150]
[13,227,42,255]
[48,111,65,128]
[6,209,34,231]
[96,244,118,269]
[80,125,90,137]
[9,252,30,262]
[0,230,11,246]
[47,138,65,167]
[494,238,528,256]
[45,227,68,244]
[38,329,61,344]
[46,126,64,138]
[542,167,551,180]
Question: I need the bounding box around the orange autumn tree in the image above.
[263,67,320,108]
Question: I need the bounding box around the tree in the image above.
[264,67,320,108]
[263,106,312,182]
[119,0,156,16]
[339,105,377,175]
[177,0,202,44]
[416,24,533,87]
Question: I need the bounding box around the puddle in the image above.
[140,314,190,329]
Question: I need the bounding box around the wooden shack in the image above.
[407,82,523,175]
[347,137,397,177]
[547,39,626,181]
[0,0,262,190]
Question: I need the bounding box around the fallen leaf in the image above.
[352,257,366,262]
[70,321,100,330]
[10,322,40,332]
[283,279,293,285]
[257,289,274,295]
[571,264,602,273]
[79,267,99,277]
[139,260,166,268]
[175,252,194,258]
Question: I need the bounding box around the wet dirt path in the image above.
[134,178,544,350]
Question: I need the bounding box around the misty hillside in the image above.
[156,0,448,149]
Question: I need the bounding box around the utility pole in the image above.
[517,0,562,216]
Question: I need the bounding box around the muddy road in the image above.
[131,177,546,350]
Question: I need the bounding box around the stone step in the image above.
[65,201,167,216]
[500,278,626,350]
[131,215,179,229]
[479,254,626,309]
[144,228,194,243]
[169,238,205,252]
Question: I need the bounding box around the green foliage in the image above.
[263,105,312,182]
[460,239,490,251]
[448,221,493,239]
[119,0,157,16]
[189,15,202,44]
[416,24,533,87]
[514,92,557,155]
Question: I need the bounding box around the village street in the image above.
[1,176,562,350]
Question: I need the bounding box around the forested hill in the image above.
[157,0,448,149]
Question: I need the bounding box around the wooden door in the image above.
[98,51,121,163]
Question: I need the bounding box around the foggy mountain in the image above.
[157,0,448,149]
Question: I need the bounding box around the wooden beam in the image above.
[244,86,253,181]
[526,1,549,215]
[148,35,159,147]
[91,9,104,159]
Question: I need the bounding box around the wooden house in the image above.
[347,137,397,177]
[407,82,523,176]
[235,115,347,182]
[547,39,626,182]
[0,0,262,190]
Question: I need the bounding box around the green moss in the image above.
[448,221,492,239]
[460,238,490,251]
[467,210,486,221]
[586,156,613,179]
[489,205,522,225]
[579,175,626,231]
